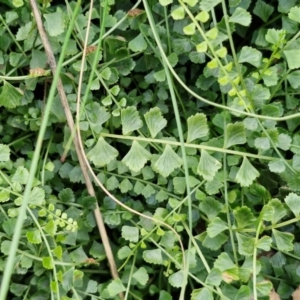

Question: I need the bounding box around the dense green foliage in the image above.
[1,0,300,299]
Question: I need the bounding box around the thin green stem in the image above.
[252,221,263,300]
[101,132,276,161]
[144,3,192,297]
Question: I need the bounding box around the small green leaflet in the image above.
[196,11,210,23]
[238,46,262,68]
[207,217,228,237]
[159,0,172,5]
[26,229,42,244]
[257,236,272,251]
[229,7,252,26]
[169,270,184,288]
[214,252,236,271]
[100,67,111,80]
[42,257,53,269]
[265,29,285,47]
[235,157,259,187]
[205,268,222,286]
[253,0,274,22]
[191,288,213,300]
[199,0,221,11]
[199,197,224,219]
[128,33,147,52]
[107,279,126,297]
[187,113,209,142]
[171,6,185,20]
[183,0,198,7]
[0,81,23,108]
[122,141,152,172]
[87,137,118,167]
[29,187,45,206]
[225,122,246,148]
[288,6,300,23]
[132,267,149,285]
[284,50,300,69]
[143,249,163,264]
[44,10,65,37]
[197,150,222,181]
[272,229,294,252]
[154,70,166,82]
[121,106,143,135]
[287,71,300,89]
[268,160,285,173]
[0,144,10,161]
[284,193,300,217]
[153,145,183,177]
[233,206,256,229]
[144,107,167,138]
[183,23,196,35]
[121,225,139,242]
[236,233,255,256]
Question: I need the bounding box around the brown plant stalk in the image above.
[28,0,123,297]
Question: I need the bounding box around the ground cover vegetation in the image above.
[1,0,300,299]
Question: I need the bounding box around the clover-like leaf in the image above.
[153,145,182,177]
[233,206,256,229]
[121,106,143,135]
[225,122,246,148]
[288,6,300,23]
[11,166,29,185]
[238,46,262,67]
[144,107,167,138]
[44,10,65,37]
[159,0,172,5]
[272,229,294,252]
[87,137,118,167]
[183,23,196,35]
[122,141,151,172]
[196,11,210,22]
[257,236,272,251]
[169,270,184,288]
[0,81,23,109]
[199,197,224,220]
[235,157,259,187]
[236,233,255,256]
[26,229,42,244]
[29,187,45,206]
[171,6,185,20]
[199,0,221,11]
[253,0,274,22]
[197,150,222,181]
[100,67,111,80]
[132,267,149,286]
[214,252,236,271]
[187,113,209,142]
[143,249,163,264]
[229,7,252,26]
[191,288,213,300]
[122,225,139,243]
[128,33,147,52]
[268,160,285,173]
[0,144,10,162]
[284,193,300,217]
[287,71,300,89]
[107,279,126,297]
[284,50,300,70]
[207,217,228,237]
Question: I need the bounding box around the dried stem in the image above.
[28,0,122,297]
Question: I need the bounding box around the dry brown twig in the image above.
[28,0,123,298]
